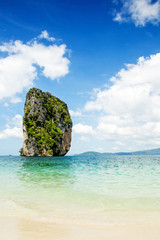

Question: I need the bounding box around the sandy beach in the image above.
[1,215,160,240]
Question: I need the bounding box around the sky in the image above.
[1,0,160,155]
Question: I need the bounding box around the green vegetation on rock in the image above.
[19,148,23,155]
[21,88,72,156]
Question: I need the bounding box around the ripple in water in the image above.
[0,155,160,225]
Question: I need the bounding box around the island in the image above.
[20,88,72,156]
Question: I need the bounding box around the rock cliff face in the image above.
[20,88,72,156]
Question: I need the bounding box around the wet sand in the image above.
[1,216,160,240]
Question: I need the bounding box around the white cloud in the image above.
[10,97,22,104]
[73,123,94,134]
[72,52,160,150]
[0,31,70,102]
[0,114,22,139]
[114,0,160,26]
[78,136,90,142]
[69,110,82,117]
[85,53,160,121]
[0,127,22,139]
[38,30,56,42]
[113,12,124,22]
[11,114,22,128]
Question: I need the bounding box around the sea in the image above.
[0,154,160,228]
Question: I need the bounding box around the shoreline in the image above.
[1,155,160,239]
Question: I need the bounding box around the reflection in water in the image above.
[18,156,76,187]
[0,155,160,225]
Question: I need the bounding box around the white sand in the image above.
[0,215,160,240]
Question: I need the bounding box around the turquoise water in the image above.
[0,155,160,225]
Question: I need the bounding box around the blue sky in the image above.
[1,0,160,155]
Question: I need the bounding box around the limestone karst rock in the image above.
[20,88,72,156]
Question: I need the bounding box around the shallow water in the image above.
[0,155,160,226]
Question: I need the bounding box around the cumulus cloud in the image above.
[0,31,70,102]
[10,97,22,104]
[73,123,94,134]
[114,12,124,22]
[69,110,82,117]
[38,30,56,41]
[73,52,160,150]
[113,0,160,26]
[0,127,22,139]
[0,114,22,139]
[11,114,23,128]
[85,54,160,120]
